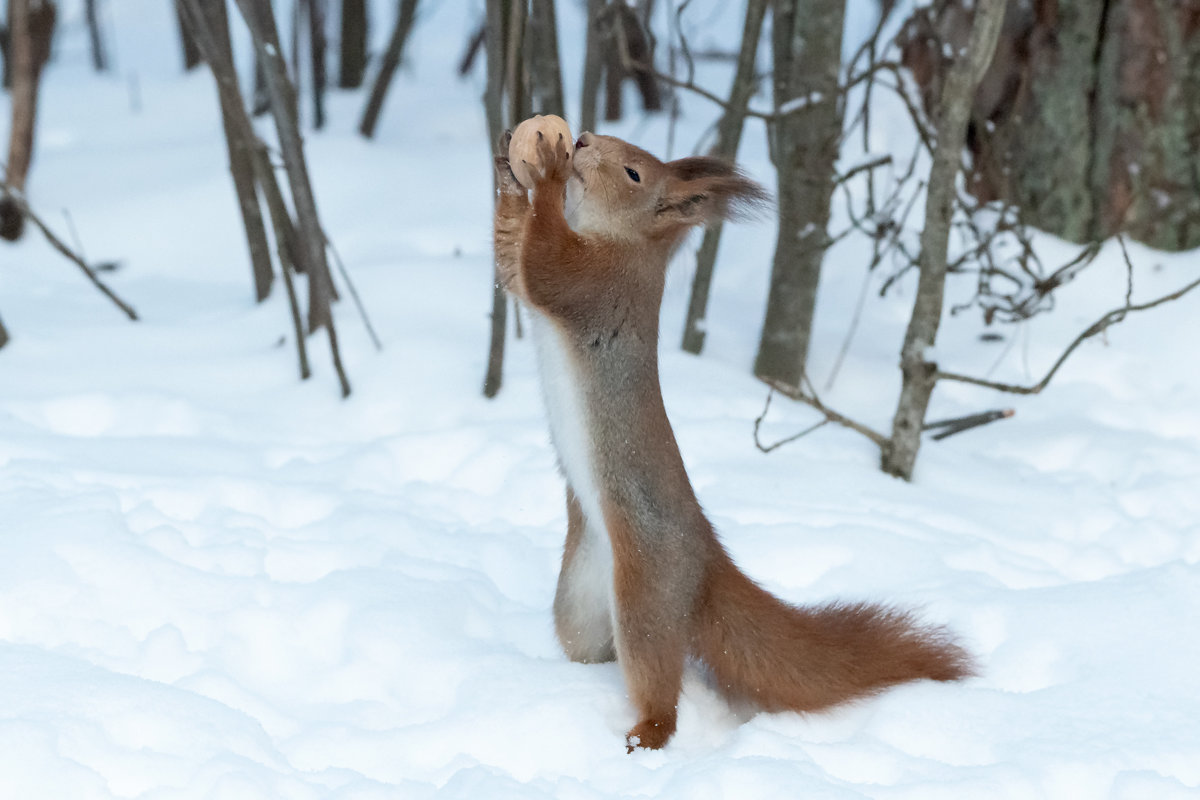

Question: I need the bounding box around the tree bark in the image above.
[338,0,367,88]
[681,0,768,354]
[901,0,1200,252]
[358,0,420,139]
[881,0,1007,481]
[1,0,55,242]
[752,0,846,392]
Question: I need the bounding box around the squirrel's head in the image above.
[565,133,767,246]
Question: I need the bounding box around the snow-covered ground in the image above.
[2,1,1199,797]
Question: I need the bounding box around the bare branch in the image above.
[0,179,138,321]
[937,252,1200,396]
[753,389,830,453]
[759,375,890,450]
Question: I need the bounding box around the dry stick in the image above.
[882,0,1006,480]
[753,389,830,453]
[0,179,138,320]
[458,23,486,77]
[760,374,889,450]
[481,0,509,399]
[680,0,768,355]
[177,0,310,380]
[339,0,368,87]
[527,0,565,116]
[2,0,55,242]
[325,235,382,351]
[484,0,530,399]
[174,0,202,70]
[306,0,327,130]
[179,0,274,303]
[85,0,108,71]
[234,0,350,397]
[254,143,311,380]
[579,0,607,133]
[358,0,420,139]
[926,409,1014,440]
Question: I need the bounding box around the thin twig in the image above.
[834,154,892,186]
[0,180,138,321]
[325,235,383,351]
[938,256,1200,395]
[759,374,890,450]
[753,389,830,452]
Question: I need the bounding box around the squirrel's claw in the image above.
[534,131,571,184]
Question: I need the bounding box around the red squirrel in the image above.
[494,130,972,752]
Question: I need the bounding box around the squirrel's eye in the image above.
[624,167,641,183]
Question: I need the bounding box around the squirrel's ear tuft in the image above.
[658,157,770,227]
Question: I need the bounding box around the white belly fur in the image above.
[529,311,615,618]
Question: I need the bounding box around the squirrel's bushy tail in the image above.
[693,554,973,713]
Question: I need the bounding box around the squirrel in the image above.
[493,130,973,752]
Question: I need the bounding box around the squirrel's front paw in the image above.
[495,156,525,196]
[494,131,525,195]
[528,131,572,186]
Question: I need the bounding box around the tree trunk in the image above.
[681,0,768,354]
[526,0,564,117]
[752,0,845,392]
[482,0,509,400]
[305,0,328,129]
[338,0,367,88]
[175,0,201,70]
[881,0,1007,481]
[900,0,1200,252]
[233,0,351,396]
[1,0,56,242]
[482,0,532,399]
[186,0,274,302]
[579,0,606,133]
[178,0,311,381]
[85,0,107,71]
[358,0,420,139]
[603,23,624,122]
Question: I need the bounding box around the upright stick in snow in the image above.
[1,0,55,242]
[233,0,351,397]
[681,0,768,355]
[338,0,367,88]
[358,0,420,139]
[179,0,274,303]
[85,0,107,72]
[882,0,1007,480]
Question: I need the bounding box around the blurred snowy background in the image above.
[1,1,1198,797]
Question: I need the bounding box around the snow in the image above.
[2,1,1199,798]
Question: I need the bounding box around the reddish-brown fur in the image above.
[494,129,972,752]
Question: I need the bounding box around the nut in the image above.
[508,114,573,189]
